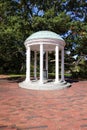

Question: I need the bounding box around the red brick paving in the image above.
[0,76,87,130]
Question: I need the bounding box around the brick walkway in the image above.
[0,76,87,130]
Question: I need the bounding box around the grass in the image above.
[9,74,25,78]
[7,73,72,79]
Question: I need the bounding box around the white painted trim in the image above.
[24,38,66,47]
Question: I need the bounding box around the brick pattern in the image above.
[0,78,87,130]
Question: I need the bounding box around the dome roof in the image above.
[24,31,66,50]
[25,31,64,41]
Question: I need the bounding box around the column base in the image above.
[19,79,71,90]
[54,80,66,84]
[54,80,60,84]
[25,78,31,83]
[39,80,44,84]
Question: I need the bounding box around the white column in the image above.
[61,48,64,81]
[26,46,31,82]
[46,51,48,79]
[34,51,37,80]
[55,45,59,83]
[40,44,43,84]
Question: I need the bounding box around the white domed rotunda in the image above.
[19,31,70,90]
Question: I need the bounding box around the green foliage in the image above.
[65,20,87,78]
[71,58,87,78]
[32,11,71,33]
[0,1,26,74]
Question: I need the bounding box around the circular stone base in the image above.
[19,80,71,90]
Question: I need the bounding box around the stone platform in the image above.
[19,80,71,90]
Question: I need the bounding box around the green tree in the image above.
[0,0,87,78]
[0,0,26,73]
